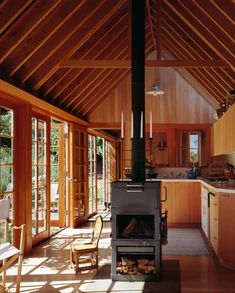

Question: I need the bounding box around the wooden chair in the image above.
[70,215,103,273]
[0,283,10,293]
[0,197,26,293]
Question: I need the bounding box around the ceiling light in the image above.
[146,83,165,96]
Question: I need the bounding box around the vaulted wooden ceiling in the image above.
[0,0,234,120]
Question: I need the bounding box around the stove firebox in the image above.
[111,181,162,281]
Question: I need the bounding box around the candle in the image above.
[140,111,143,138]
[121,111,124,139]
[131,112,133,139]
[150,111,152,139]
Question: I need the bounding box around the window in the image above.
[179,131,201,166]
[32,117,48,236]
[0,106,14,242]
[88,135,97,213]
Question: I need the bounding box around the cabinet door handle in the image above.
[213,217,217,221]
[213,236,217,240]
[213,203,217,206]
[161,186,167,202]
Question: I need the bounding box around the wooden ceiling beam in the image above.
[162,37,225,104]
[161,6,235,94]
[76,38,153,118]
[76,37,162,118]
[165,0,234,68]
[180,0,234,56]
[162,6,219,60]
[127,0,131,58]
[0,0,64,65]
[44,12,128,100]
[66,50,128,110]
[146,0,156,50]
[29,0,127,91]
[6,0,84,78]
[163,43,222,106]
[208,0,235,24]
[192,0,234,44]
[78,69,129,117]
[156,0,162,59]
[52,24,128,104]
[59,59,233,68]
[58,33,128,108]
[0,0,33,35]
[69,36,153,115]
[161,21,232,94]
[74,68,125,114]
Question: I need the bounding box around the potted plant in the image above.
[145,158,158,179]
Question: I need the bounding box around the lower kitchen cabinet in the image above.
[172,182,201,224]
[209,192,218,255]
[161,181,201,225]
[218,193,235,269]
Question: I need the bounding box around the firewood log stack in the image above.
[116,257,156,275]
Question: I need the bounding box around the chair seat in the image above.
[71,242,97,253]
[0,242,19,261]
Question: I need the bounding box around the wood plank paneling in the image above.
[88,67,216,125]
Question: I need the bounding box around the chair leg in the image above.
[2,259,7,286]
[70,249,73,268]
[16,254,23,293]
[75,253,79,274]
[96,251,98,270]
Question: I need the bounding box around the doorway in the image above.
[88,135,114,214]
[50,119,67,235]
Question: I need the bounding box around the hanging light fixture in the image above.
[146,83,165,96]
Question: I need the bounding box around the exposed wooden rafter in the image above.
[156,0,162,59]
[146,0,156,50]
[165,0,234,69]
[59,59,233,68]
[0,0,234,118]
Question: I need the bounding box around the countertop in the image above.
[145,178,235,194]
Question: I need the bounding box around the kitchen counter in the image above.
[146,178,235,194]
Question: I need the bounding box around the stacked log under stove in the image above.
[111,181,162,281]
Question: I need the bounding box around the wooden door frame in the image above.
[68,123,88,228]
[50,122,66,229]
[32,112,50,246]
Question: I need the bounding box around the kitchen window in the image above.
[179,131,201,166]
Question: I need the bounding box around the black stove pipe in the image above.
[131,0,145,182]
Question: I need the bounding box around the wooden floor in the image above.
[3,222,235,292]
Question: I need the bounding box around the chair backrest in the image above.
[91,215,103,245]
[13,224,26,255]
[0,197,11,220]
[50,183,59,201]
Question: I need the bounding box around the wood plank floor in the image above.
[3,222,235,292]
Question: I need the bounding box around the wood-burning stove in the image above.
[111,181,162,281]
[110,0,167,281]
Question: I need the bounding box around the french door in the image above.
[0,105,14,242]
[69,123,87,227]
[32,113,50,245]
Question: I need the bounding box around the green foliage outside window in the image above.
[0,107,13,193]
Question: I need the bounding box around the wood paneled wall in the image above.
[88,67,216,125]
[88,66,216,168]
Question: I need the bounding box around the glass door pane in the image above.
[32,116,49,242]
[0,106,14,242]
[88,135,97,214]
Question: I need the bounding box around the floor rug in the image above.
[162,228,209,256]
[79,260,181,293]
